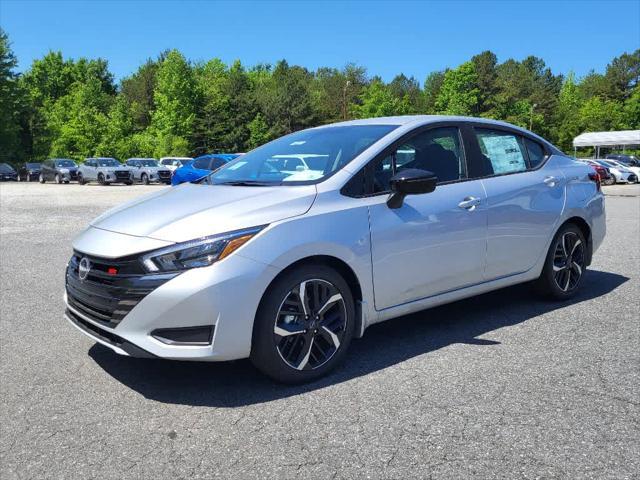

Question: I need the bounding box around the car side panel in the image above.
[480,156,566,280]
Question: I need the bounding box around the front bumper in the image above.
[64,250,280,361]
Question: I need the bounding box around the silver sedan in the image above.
[64,116,606,383]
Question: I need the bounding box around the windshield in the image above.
[55,160,76,168]
[97,158,120,167]
[206,125,397,185]
[0,163,15,173]
[140,160,158,167]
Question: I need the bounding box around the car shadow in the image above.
[88,269,628,407]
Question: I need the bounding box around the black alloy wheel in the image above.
[536,223,587,300]
[552,231,585,293]
[274,279,348,371]
[251,264,355,383]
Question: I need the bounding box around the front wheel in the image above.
[98,173,107,185]
[251,264,355,383]
[77,173,85,185]
[536,223,587,300]
[141,173,149,185]
[55,174,62,184]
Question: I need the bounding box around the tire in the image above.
[39,173,45,184]
[77,173,85,185]
[141,173,149,185]
[55,174,62,184]
[604,176,615,186]
[251,264,355,384]
[535,223,587,300]
[98,173,106,185]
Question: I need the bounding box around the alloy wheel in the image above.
[552,232,585,292]
[274,279,347,371]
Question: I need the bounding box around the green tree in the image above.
[352,79,410,118]
[0,29,25,164]
[423,71,446,113]
[247,113,271,150]
[435,62,479,115]
[150,50,197,155]
[120,58,159,130]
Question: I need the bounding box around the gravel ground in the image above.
[1,182,638,479]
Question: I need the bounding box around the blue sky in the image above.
[1,0,639,84]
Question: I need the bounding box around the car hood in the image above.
[90,182,317,243]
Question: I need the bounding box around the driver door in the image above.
[367,125,488,310]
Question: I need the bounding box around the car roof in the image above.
[315,115,560,152]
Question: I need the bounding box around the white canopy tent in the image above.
[573,130,640,157]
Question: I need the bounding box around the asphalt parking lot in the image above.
[1,182,638,479]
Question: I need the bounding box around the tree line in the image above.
[1,28,638,165]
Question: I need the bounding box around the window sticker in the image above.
[479,135,526,174]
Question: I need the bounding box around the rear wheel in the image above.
[604,175,615,186]
[77,173,85,185]
[55,173,62,184]
[39,173,45,184]
[26,173,31,182]
[536,223,586,300]
[251,264,355,383]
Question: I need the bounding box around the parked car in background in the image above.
[40,158,79,184]
[579,159,614,185]
[17,162,42,182]
[78,158,133,186]
[605,159,640,182]
[65,116,605,383]
[171,154,238,185]
[125,158,172,185]
[606,154,639,168]
[0,163,18,181]
[159,157,193,173]
[595,160,637,184]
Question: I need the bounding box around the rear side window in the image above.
[210,157,227,171]
[475,129,527,175]
[193,158,210,169]
[525,138,546,168]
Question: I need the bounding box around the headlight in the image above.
[141,225,267,273]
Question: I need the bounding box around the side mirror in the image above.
[387,168,438,209]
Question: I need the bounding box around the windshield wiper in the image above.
[215,180,275,186]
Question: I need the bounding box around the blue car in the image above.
[171,154,239,185]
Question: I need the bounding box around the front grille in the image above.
[158,170,171,180]
[69,170,78,179]
[66,251,176,327]
[115,170,130,180]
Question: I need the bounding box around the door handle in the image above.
[543,176,557,187]
[458,196,481,210]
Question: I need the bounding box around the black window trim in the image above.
[342,121,473,198]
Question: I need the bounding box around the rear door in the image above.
[469,126,565,280]
[367,124,488,310]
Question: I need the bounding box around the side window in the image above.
[210,158,227,171]
[524,138,546,168]
[193,158,210,169]
[475,129,527,175]
[370,127,465,193]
